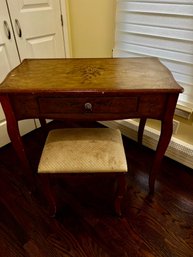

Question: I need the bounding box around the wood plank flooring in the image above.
[0,121,193,257]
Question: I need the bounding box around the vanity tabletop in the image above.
[0,57,183,94]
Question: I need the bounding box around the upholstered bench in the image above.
[38,128,128,216]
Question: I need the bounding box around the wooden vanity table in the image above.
[0,57,183,193]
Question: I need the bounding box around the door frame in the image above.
[60,0,72,58]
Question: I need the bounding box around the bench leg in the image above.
[39,174,57,217]
[114,173,127,216]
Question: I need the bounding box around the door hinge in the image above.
[61,14,63,27]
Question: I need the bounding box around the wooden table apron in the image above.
[0,57,183,194]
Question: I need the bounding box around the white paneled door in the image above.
[0,0,66,147]
[7,0,66,59]
[0,0,34,147]
[0,0,20,80]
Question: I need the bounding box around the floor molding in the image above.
[100,119,193,169]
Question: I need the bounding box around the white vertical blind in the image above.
[114,0,193,105]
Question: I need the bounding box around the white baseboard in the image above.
[0,119,36,147]
[99,119,193,169]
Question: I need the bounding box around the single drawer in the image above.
[38,96,138,114]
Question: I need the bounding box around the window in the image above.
[114,0,193,106]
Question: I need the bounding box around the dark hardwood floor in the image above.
[0,121,193,257]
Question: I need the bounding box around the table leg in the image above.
[0,96,32,179]
[39,118,47,128]
[38,118,48,136]
[138,118,147,145]
[149,119,173,194]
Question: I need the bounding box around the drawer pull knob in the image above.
[84,102,92,112]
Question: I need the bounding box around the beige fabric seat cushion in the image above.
[38,128,128,173]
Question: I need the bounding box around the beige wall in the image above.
[66,0,193,144]
[67,0,116,58]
